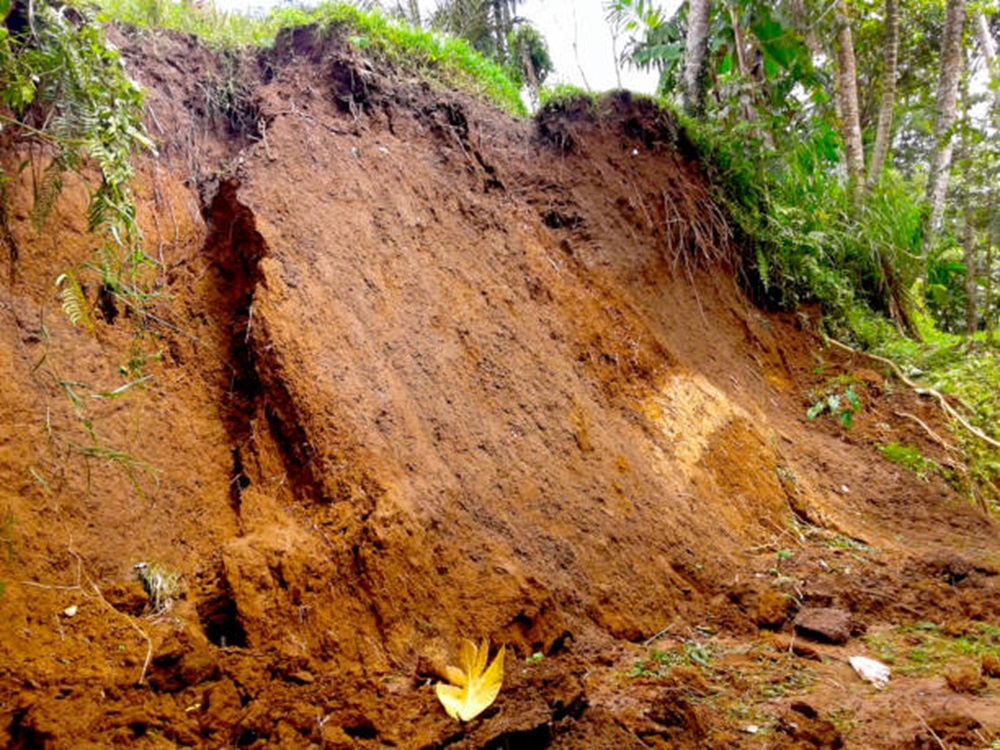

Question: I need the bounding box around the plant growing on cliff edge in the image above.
[1,0,154,324]
[435,638,505,721]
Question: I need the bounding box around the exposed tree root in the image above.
[825,336,1000,451]
[892,410,956,453]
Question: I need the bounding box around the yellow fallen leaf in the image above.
[435,638,505,722]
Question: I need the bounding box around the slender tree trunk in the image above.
[835,1,865,210]
[407,0,420,28]
[987,199,995,342]
[610,23,623,90]
[727,7,775,148]
[684,0,712,118]
[789,0,823,60]
[976,12,1000,116]
[729,6,754,122]
[964,209,978,335]
[519,40,539,99]
[956,73,979,336]
[491,0,506,61]
[867,0,898,190]
[983,185,1000,345]
[924,0,967,242]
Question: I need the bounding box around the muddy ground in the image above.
[1,24,998,749]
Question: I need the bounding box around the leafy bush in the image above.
[682,111,926,336]
[538,83,593,109]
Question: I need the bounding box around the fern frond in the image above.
[31,163,63,230]
[55,271,93,331]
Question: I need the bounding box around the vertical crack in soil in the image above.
[198,177,324,505]
[199,178,265,517]
[195,178,325,645]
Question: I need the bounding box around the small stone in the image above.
[63,605,78,618]
[794,607,852,644]
[286,670,315,685]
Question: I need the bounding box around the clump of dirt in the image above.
[1,23,998,749]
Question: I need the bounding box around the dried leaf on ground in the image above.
[435,638,505,721]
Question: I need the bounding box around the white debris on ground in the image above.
[850,656,891,689]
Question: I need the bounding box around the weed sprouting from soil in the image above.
[134,561,181,615]
[628,638,817,704]
[806,383,861,429]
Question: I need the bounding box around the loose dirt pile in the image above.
[1,25,998,749]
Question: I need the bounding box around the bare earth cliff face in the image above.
[1,26,999,748]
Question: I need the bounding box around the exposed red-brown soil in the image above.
[1,25,999,749]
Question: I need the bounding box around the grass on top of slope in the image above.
[90,0,526,115]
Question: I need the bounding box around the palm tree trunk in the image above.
[867,0,898,190]
[835,1,865,210]
[684,0,712,118]
[924,0,967,241]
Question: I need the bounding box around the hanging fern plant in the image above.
[55,270,94,331]
[1,0,154,326]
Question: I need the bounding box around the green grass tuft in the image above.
[538,83,594,109]
[878,442,933,479]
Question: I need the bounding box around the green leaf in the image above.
[806,402,825,420]
[839,410,853,430]
[845,386,861,411]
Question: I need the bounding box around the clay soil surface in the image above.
[1,25,999,749]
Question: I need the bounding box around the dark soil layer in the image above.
[1,25,998,749]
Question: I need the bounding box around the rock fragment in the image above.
[793,607,852,644]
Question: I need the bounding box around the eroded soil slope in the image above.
[1,26,998,749]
